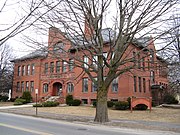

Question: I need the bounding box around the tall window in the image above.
[26,81,29,91]
[149,49,154,63]
[30,81,34,92]
[112,77,118,92]
[134,76,137,92]
[22,65,25,76]
[27,65,30,75]
[133,52,136,66]
[82,78,88,92]
[43,83,48,93]
[83,56,89,68]
[56,61,60,73]
[69,59,74,71]
[50,62,54,73]
[67,83,74,93]
[18,66,21,76]
[31,64,35,75]
[142,58,145,70]
[62,61,67,72]
[138,77,141,92]
[44,63,48,74]
[143,78,146,93]
[17,82,20,92]
[92,55,98,68]
[21,81,24,92]
[92,77,97,92]
[150,70,155,83]
[147,59,150,70]
[138,54,141,69]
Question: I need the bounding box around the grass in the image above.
[29,106,180,123]
[1,102,180,123]
[0,102,14,106]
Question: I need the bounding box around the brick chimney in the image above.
[84,14,94,39]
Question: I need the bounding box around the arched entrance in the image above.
[52,82,62,96]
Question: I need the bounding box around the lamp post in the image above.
[35,89,38,116]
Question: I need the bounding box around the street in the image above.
[0,112,178,135]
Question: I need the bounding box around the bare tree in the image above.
[0,0,52,46]
[0,43,14,94]
[158,8,180,94]
[24,0,178,123]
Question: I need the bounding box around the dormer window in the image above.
[53,41,64,53]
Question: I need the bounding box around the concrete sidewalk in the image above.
[0,104,33,109]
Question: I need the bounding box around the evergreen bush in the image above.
[42,101,59,107]
[66,95,73,105]
[71,99,81,106]
[14,98,26,105]
[0,95,8,102]
[114,101,129,110]
[22,91,32,103]
[163,94,178,104]
[107,101,114,108]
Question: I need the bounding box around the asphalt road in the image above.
[0,112,179,135]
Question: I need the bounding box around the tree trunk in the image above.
[94,86,109,123]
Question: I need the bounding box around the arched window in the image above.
[67,83,74,93]
[53,42,64,53]
[43,83,48,93]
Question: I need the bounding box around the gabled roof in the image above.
[11,48,48,62]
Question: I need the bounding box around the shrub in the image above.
[42,101,59,107]
[66,95,73,105]
[93,101,97,107]
[0,95,9,102]
[114,101,129,110]
[163,94,178,104]
[107,101,114,108]
[71,99,81,106]
[135,104,148,110]
[14,98,26,105]
[22,91,32,103]
[33,104,43,107]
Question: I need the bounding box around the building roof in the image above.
[11,48,48,62]
[11,28,153,62]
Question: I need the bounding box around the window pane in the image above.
[31,64,35,75]
[83,78,88,92]
[92,77,97,92]
[43,84,48,93]
[56,61,60,73]
[50,62,54,73]
[112,77,118,92]
[83,56,88,68]
[69,59,74,71]
[62,61,67,72]
[44,63,48,74]
[67,83,74,93]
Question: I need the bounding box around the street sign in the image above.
[35,89,38,94]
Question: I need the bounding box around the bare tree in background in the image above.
[24,0,178,123]
[159,9,180,94]
[0,43,14,94]
[0,0,55,46]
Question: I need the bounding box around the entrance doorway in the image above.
[52,82,62,96]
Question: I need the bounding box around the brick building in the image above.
[11,26,168,105]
